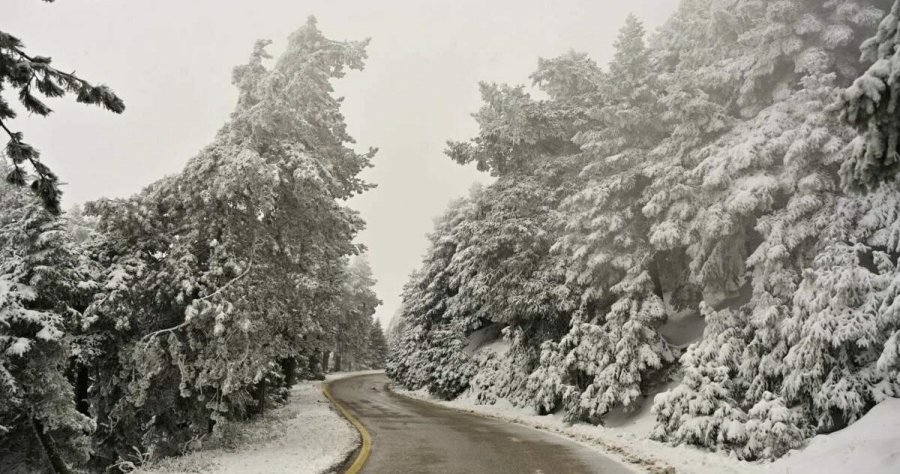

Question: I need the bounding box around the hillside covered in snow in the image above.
[388,0,900,464]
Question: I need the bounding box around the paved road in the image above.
[328,373,633,474]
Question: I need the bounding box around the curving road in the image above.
[327,373,633,474]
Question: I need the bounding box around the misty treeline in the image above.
[388,0,900,461]
[0,18,387,473]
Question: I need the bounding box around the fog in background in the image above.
[7,0,679,328]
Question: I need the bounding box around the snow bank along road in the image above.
[139,381,357,474]
[327,373,634,473]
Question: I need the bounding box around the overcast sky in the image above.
[7,0,678,328]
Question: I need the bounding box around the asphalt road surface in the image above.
[328,373,634,474]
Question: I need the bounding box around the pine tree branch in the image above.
[140,262,254,347]
[0,117,42,182]
[9,46,84,88]
[0,118,17,140]
[195,262,254,302]
[140,320,190,348]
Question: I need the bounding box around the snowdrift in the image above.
[770,398,900,474]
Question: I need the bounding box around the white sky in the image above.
[7,0,678,328]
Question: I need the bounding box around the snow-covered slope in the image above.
[463,323,506,354]
[138,380,358,474]
[769,398,900,474]
[413,335,900,474]
[399,379,900,474]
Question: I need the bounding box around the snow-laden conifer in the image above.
[0,175,91,473]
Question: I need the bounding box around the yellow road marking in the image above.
[323,379,372,474]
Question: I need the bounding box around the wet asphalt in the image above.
[327,373,634,474]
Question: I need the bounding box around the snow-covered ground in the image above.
[395,385,900,474]
[138,379,359,474]
[768,398,900,474]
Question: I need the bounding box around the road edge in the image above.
[384,383,670,474]
[322,379,372,474]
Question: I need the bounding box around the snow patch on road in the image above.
[139,380,359,474]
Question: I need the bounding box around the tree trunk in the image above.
[281,357,297,389]
[322,351,331,373]
[255,379,267,415]
[74,365,90,417]
[309,348,321,375]
[649,254,665,300]
[335,352,343,373]
[31,418,72,474]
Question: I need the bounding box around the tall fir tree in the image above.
[80,18,375,466]
[0,174,90,473]
[366,319,389,369]
[548,15,676,421]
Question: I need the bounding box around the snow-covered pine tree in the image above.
[388,1,896,462]
[0,173,90,473]
[742,0,898,447]
[864,191,900,398]
[652,303,749,454]
[652,0,888,459]
[548,15,677,422]
[387,195,479,396]
[741,391,805,459]
[365,319,389,369]
[330,256,381,372]
[449,177,578,402]
[80,18,374,466]
[645,0,884,293]
[838,0,900,190]
[826,0,900,423]
[391,50,597,402]
[782,241,886,432]
[647,0,882,299]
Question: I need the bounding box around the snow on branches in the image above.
[388,0,900,463]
